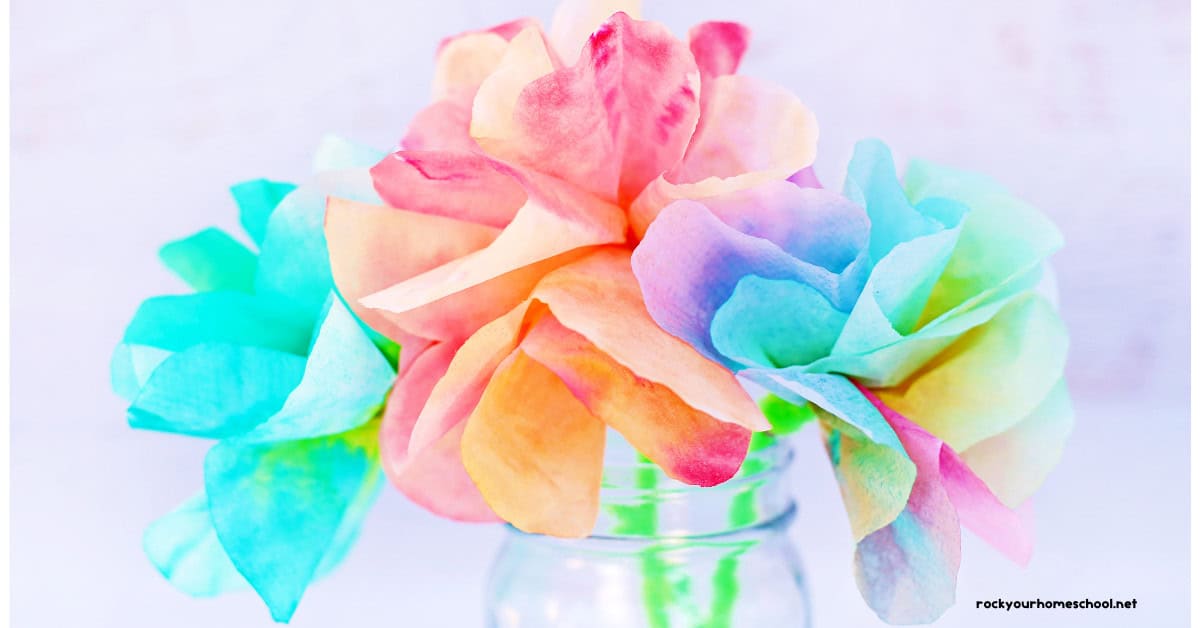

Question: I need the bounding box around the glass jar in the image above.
[486,434,810,628]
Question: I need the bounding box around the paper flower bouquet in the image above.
[113,1,1070,625]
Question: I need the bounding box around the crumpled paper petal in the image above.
[633,200,841,367]
[533,249,766,432]
[520,313,750,487]
[461,350,606,538]
[380,341,499,522]
[629,75,818,237]
[204,422,382,622]
[359,165,625,341]
[876,293,1068,452]
[325,196,498,342]
[853,386,1033,624]
[472,11,700,206]
[158,228,257,294]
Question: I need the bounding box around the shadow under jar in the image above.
[486,434,810,628]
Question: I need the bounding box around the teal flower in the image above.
[112,138,398,622]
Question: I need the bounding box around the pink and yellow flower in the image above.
[324,0,818,537]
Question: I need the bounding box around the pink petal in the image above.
[861,385,1034,564]
[472,12,701,206]
[629,75,818,237]
[548,0,642,64]
[371,151,528,229]
[324,196,499,342]
[688,21,750,83]
[360,166,626,340]
[380,342,499,522]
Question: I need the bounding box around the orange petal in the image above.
[409,301,544,456]
[521,314,749,487]
[534,248,768,432]
[379,342,498,522]
[461,350,606,538]
[360,167,625,330]
[325,197,498,341]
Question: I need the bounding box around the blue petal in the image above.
[204,425,381,622]
[238,298,396,443]
[143,493,249,597]
[122,292,314,355]
[127,344,307,438]
[255,170,381,314]
[711,275,848,369]
[231,179,298,247]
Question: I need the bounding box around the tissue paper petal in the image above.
[461,350,606,538]
[204,422,381,623]
[158,228,257,293]
[110,343,172,401]
[633,200,839,366]
[123,292,313,355]
[410,300,539,456]
[325,196,498,340]
[231,179,297,247]
[534,249,766,431]
[472,12,700,205]
[905,160,1064,324]
[433,30,512,103]
[128,345,307,438]
[844,139,947,263]
[256,169,381,312]
[238,299,395,443]
[520,314,750,487]
[961,379,1074,507]
[403,101,476,152]
[876,294,1068,452]
[143,493,249,597]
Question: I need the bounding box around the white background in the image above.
[11,0,1189,626]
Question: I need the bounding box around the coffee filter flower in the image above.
[112,139,398,621]
[631,138,1071,624]
[326,0,820,537]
